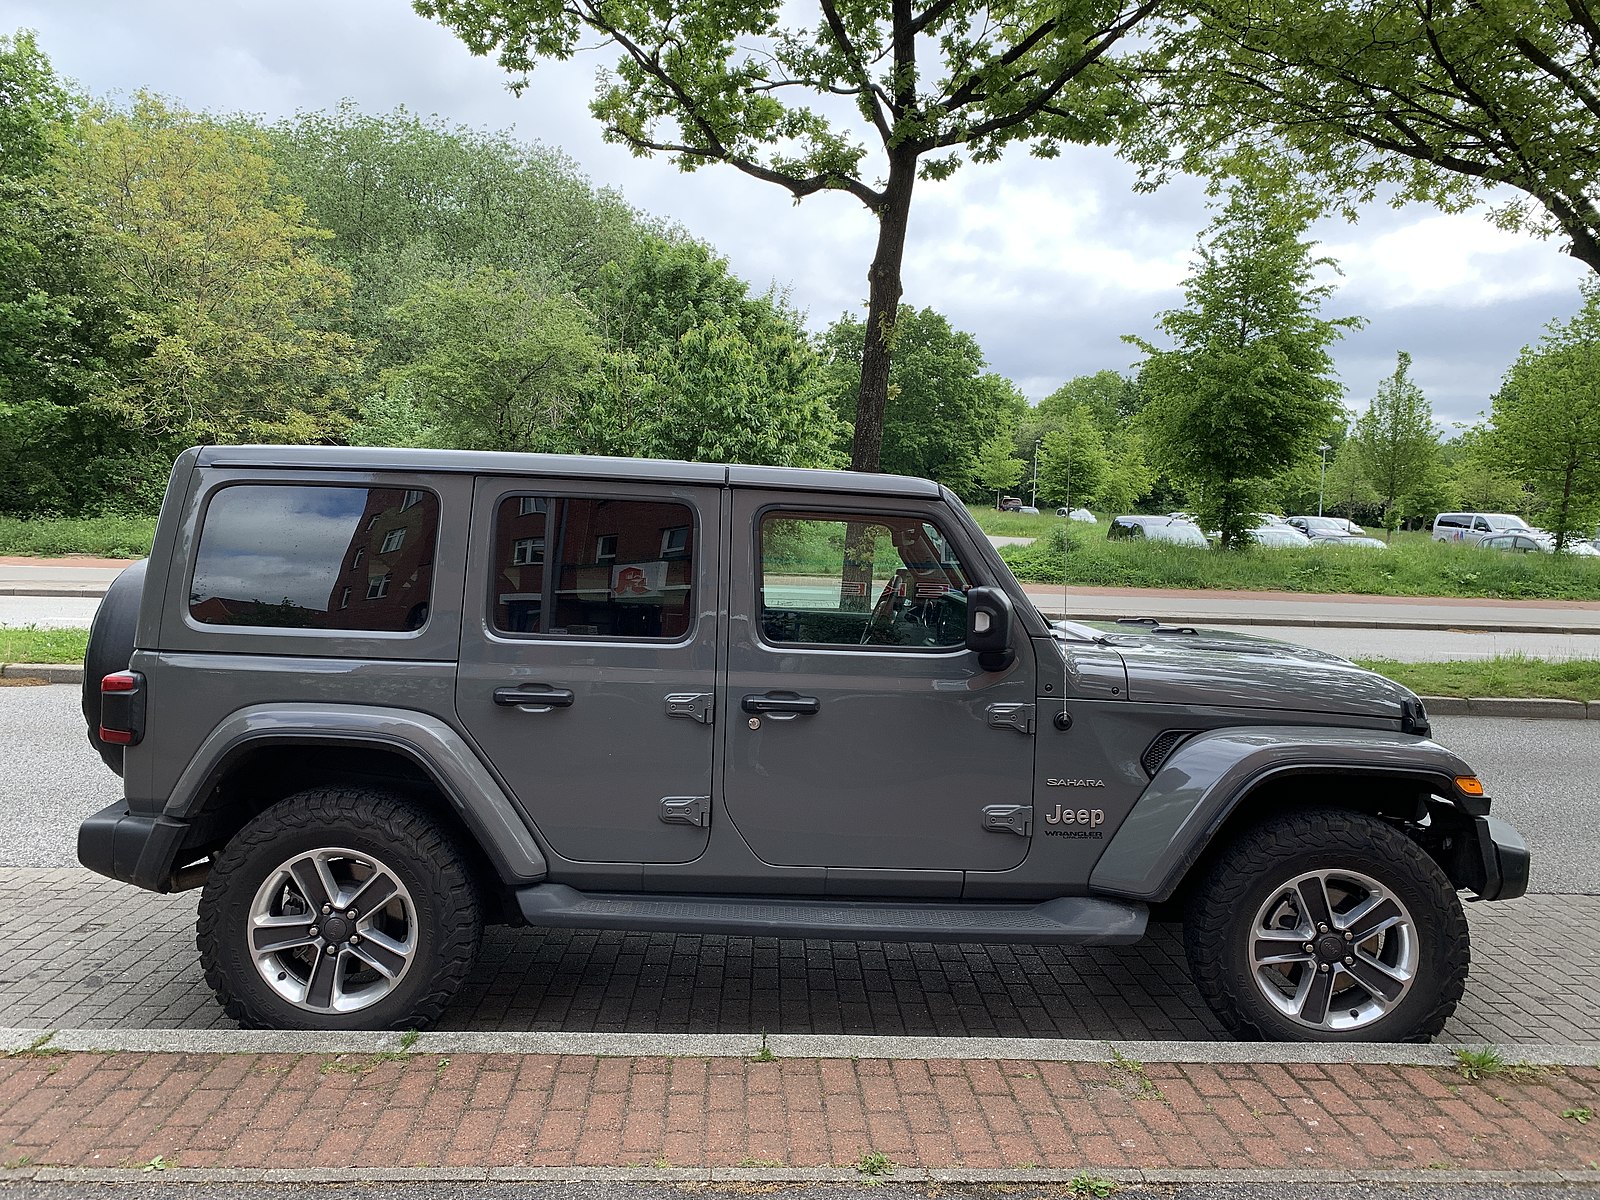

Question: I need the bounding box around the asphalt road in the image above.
[4,684,1596,893]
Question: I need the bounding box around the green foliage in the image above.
[997,523,1600,600]
[1449,425,1527,514]
[0,514,155,557]
[1038,409,1109,510]
[414,0,1164,471]
[1492,282,1600,548]
[1023,371,1141,451]
[821,307,1024,490]
[1321,448,1379,521]
[1069,1172,1120,1198]
[1128,180,1357,547]
[1138,0,1600,275]
[972,435,1025,504]
[1351,352,1442,531]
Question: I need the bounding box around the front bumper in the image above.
[77,800,189,892]
[1471,813,1530,901]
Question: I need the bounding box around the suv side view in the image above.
[79,447,1527,1040]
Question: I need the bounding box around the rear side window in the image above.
[1436,514,1465,529]
[191,485,439,632]
[491,495,695,640]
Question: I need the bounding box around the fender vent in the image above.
[1141,729,1198,778]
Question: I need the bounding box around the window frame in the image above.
[379,527,406,554]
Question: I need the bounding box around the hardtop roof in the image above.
[193,445,942,499]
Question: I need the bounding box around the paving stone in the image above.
[0,869,1595,1044]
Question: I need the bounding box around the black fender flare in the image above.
[1088,725,1475,902]
[165,703,548,886]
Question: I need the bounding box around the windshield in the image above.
[1487,514,1530,531]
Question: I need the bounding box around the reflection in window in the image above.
[759,513,970,648]
[189,485,439,632]
[492,495,694,640]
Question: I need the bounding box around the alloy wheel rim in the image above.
[246,847,418,1014]
[1248,868,1418,1032]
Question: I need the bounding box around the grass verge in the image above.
[0,627,89,664]
[1356,656,1600,702]
[994,519,1600,601]
[0,515,153,559]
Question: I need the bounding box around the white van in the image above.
[1433,512,1532,544]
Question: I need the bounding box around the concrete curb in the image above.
[6,1027,1599,1066]
[7,665,1597,719]
[7,1164,1600,1186]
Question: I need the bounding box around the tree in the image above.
[56,96,362,448]
[1021,370,1140,451]
[383,267,602,453]
[1351,352,1441,533]
[416,0,1164,471]
[1321,449,1379,522]
[1449,425,1527,513]
[819,307,1025,489]
[1037,406,1110,510]
[1491,282,1600,548]
[972,435,1025,507]
[1126,182,1356,547]
[1138,0,1600,275]
[1096,425,1153,514]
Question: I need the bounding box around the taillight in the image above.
[99,671,145,746]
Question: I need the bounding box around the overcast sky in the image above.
[7,0,1591,432]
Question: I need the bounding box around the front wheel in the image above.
[1184,807,1469,1042]
[197,788,482,1030]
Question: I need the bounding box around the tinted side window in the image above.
[191,485,439,632]
[492,496,695,640]
[758,513,971,648]
[1436,515,1465,529]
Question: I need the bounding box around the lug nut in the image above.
[351,935,361,944]
[1343,956,1354,965]
[1318,963,1329,973]
[1344,930,1354,940]
[322,904,332,914]
[1318,924,1329,934]
[346,909,357,919]
[1303,942,1314,954]
[325,946,337,956]
[309,926,318,937]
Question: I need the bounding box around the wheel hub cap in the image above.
[1315,933,1346,962]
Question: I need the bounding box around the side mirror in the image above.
[965,586,1016,672]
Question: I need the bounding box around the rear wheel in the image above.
[197,787,481,1030]
[1184,807,1468,1042]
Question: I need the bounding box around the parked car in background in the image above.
[1056,507,1097,522]
[1287,515,1365,537]
[1433,512,1532,545]
[998,496,1024,512]
[1107,515,1210,547]
[1017,505,1040,516]
[1310,534,1388,550]
[1247,522,1311,549]
[1480,532,1600,557]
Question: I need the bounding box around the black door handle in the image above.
[493,686,575,708]
[741,693,820,715]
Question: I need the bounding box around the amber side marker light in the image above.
[1455,776,1485,797]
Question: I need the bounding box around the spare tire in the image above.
[81,558,148,777]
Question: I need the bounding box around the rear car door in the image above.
[456,476,722,865]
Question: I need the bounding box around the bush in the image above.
[0,515,156,558]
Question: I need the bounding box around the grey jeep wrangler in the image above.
[78,446,1528,1041]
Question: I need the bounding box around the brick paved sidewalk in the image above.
[1,1049,1597,1176]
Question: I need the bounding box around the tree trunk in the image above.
[851,152,917,474]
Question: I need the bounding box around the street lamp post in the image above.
[1031,439,1041,507]
[1317,442,1332,517]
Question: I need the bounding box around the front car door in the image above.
[719,490,1036,873]
[456,475,722,867]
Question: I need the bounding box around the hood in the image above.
[1052,619,1423,724]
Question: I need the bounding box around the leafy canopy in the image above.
[1127,181,1357,547]
[1351,351,1442,531]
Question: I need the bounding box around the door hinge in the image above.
[986,702,1035,734]
[665,693,714,724]
[659,795,710,827]
[982,804,1032,837]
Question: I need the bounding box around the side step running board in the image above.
[513,884,1148,946]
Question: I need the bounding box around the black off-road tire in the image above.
[80,558,147,776]
[197,787,482,1030]
[1184,807,1469,1043]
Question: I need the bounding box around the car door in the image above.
[456,476,722,865]
[719,492,1036,873]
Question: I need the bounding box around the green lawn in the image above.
[0,627,90,664]
[1355,656,1600,702]
[0,515,154,558]
[991,516,1600,601]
